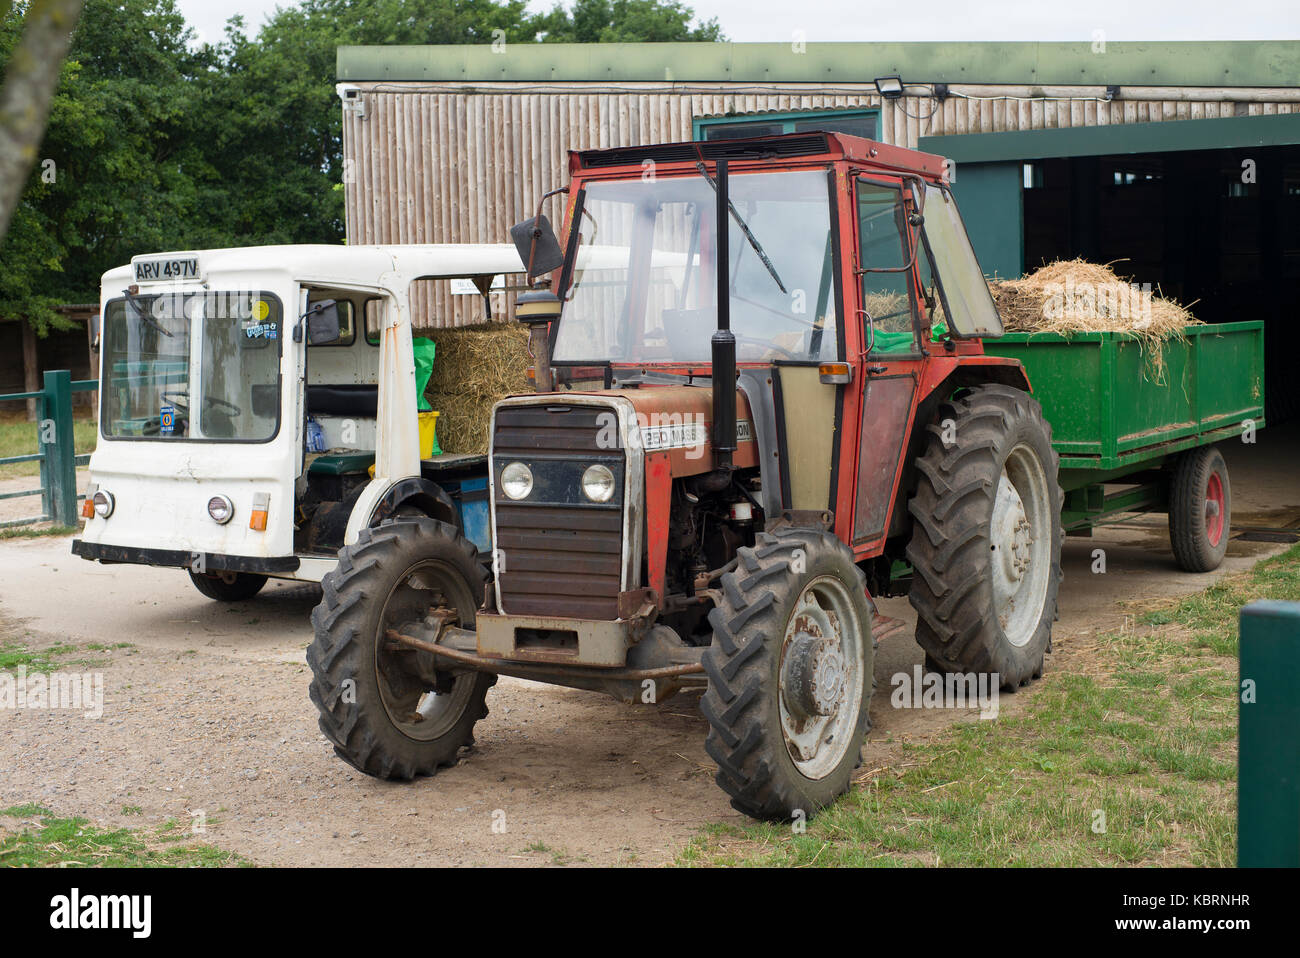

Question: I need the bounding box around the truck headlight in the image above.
[500,462,533,500]
[207,494,235,524]
[581,464,616,503]
[92,489,115,518]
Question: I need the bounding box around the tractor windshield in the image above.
[552,168,839,365]
[101,291,283,442]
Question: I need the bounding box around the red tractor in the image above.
[307,132,1063,819]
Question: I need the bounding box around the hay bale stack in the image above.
[421,323,531,454]
[989,259,1201,382]
[989,259,1198,337]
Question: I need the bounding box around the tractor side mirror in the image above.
[300,300,342,345]
[510,214,564,282]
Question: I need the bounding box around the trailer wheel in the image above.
[906,384,1063,691]
[701,530,874,820]
[307,517,495,780]
[187,570,267,602]
[1169,445,1231,573]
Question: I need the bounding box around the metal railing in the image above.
[0,370,96,528]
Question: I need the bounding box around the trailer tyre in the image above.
[187,570,267,602]
[307,517,495,780]
[701,530,874,821]
[1169,445,1231,573]
[906,384,1063,690]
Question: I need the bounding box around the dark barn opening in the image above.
[1021,146,1300,424]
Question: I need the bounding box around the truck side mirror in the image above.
[90,313,101,352]
[510,214,565,281]
[299,300,342,345]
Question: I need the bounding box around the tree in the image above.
[1,0,724,333]
[0,0,86,242]
[0,0,212,333]
[533,0,721,42]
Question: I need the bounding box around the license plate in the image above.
[134,257,199,282]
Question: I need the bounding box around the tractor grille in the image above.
[492,403,625,619]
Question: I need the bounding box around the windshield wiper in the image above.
[695,162,787,294]
[121,288,173,338]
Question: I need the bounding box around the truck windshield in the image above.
[101,291,283,441]
[552,168,839,365]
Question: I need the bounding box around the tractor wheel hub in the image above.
[993,475,1033,584]
[782,633,845,718]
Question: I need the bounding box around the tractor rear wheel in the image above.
[1168,445,1231,572]
[906,384,1063,691]
[701,530,874,820]
[188,570,267,602]
[307,517,495,779]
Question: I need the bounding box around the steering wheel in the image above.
[161,390,190,411]
[733,335,801,361]
[730,292,823,331]
[204,396,242,416]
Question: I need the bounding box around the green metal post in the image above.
[1238,599,1300,867]
[40,370,77,528]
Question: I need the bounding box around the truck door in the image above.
[294,286,309,484]
[849,177,924,549]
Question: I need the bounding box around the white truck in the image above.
[72,244,523,598]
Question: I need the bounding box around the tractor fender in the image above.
[916,354,1032,404]
[881,359,1034,545]
[367,477,460,531]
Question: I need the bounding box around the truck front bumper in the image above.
[71,540,300,574]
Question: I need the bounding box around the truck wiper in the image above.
[122,288,172,338]
[696,162,787,294]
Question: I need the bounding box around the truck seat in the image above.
[306,384,378,418]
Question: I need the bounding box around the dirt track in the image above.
[0,432,1293,866]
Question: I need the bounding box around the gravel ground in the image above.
[0,427,1293,865]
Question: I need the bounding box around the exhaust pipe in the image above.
[711,158,737,473]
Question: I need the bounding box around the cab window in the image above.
[306,297,357,346]
[919,184,1003,338]
[856,179,918,355]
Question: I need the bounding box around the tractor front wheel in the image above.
[188,570,267,602]
[307,517,495,779]
[701,530,874,820]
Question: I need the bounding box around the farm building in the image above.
[336,40,1300,421]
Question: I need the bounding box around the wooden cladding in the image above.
[342,83,1299,329]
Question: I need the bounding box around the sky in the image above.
[175,0,1300,47]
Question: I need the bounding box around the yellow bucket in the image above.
[419,410,442,458]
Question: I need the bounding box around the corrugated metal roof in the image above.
[337,41,1300,89]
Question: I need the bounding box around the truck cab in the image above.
[73,244,524,597]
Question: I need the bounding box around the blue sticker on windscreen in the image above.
[160,404,175,435]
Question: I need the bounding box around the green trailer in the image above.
[984,320,1265,572]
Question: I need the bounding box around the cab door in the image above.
[847,176,926,552]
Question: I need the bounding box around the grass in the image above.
[0,416,97,479]
[677,543,1300,868]
[0,804,245,868]
[0,525,78,539]
[0,634,115,672]
[0,640,77,674]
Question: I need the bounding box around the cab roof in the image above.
[570,131,947,180]
[102,243,527,289]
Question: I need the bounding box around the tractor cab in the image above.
[73,244,526,598]
[490,133,1028,628]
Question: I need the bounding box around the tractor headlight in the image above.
[207,494,235,524]
[581,464,616,503]
[500,462,534,500]
[92,489,115,518]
